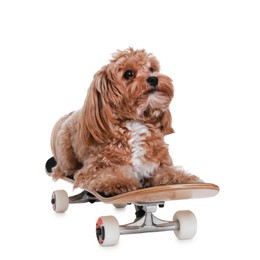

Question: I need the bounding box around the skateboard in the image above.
[46,157,219,246]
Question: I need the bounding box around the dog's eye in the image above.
[149,67,154,72]
[123,70,135,80]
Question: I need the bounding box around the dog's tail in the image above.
[45,157,57,176]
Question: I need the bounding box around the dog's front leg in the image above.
[74,166,142,196]
[148,166,202,186]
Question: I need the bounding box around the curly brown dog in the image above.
[50,48,200,196]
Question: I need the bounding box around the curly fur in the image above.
[50,48,200,196]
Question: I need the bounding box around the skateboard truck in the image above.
[51,188,198,246]
[95,202,184,246]
[69,190,100,204]
[120,203,180,235]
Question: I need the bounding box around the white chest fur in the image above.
[125,121,159,180]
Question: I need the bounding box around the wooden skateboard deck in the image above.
[61,176,219,204]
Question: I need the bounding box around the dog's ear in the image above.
[160,109,174,135]
[78,68,116,146]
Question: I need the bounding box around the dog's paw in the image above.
[74,170,141,196]
[150,166,203,186]
[184,174,203,183]
[95,180,140,197]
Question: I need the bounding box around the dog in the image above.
[50,48,200,196]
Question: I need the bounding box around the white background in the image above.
[1,0,260,259]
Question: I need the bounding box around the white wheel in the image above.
[51,190,69,213]
[96,216,120,246]
[173,210,197,240]
[113,204,127,209]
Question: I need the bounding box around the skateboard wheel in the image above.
[113,204,127,209]
[96,216,120,246]
[173,210,197,240]
[51,190,69,213]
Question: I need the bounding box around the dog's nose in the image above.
[147,76,158,87]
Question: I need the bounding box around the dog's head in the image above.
[79,48,174,145]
